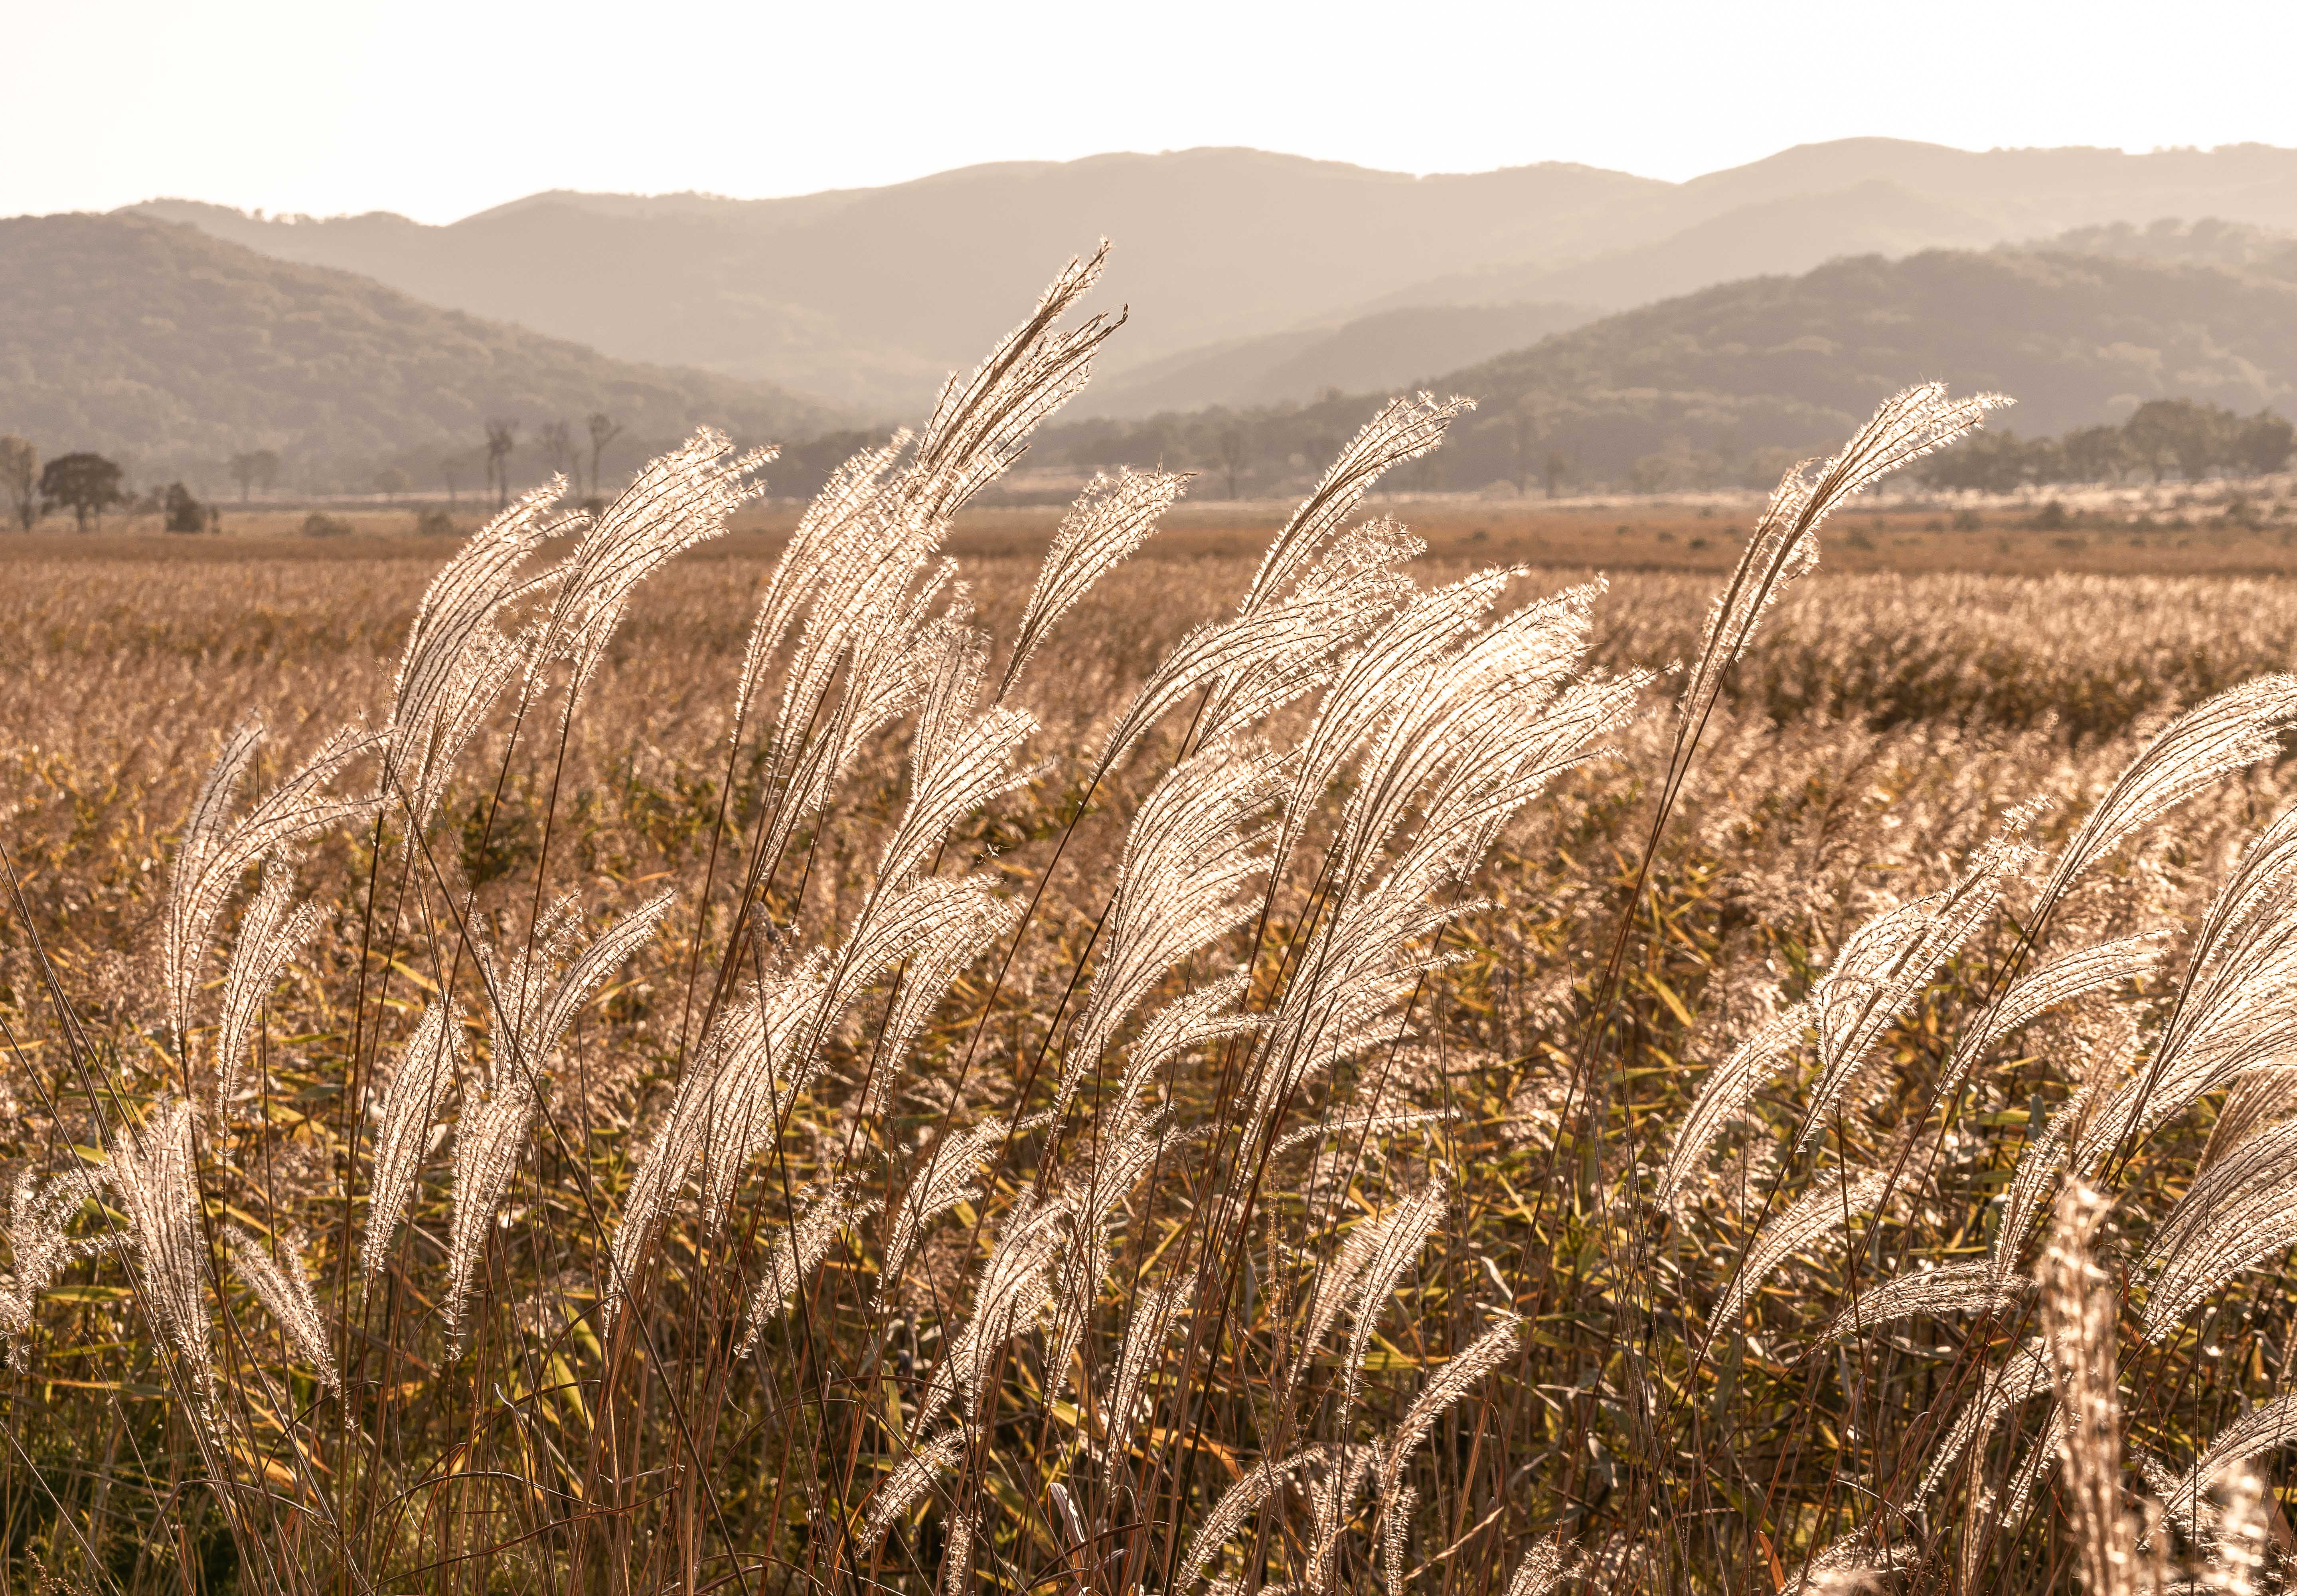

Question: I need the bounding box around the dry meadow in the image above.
[7,267,2297,1596]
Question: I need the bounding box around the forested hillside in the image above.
[0,214,839,488]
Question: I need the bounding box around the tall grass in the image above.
[4,246,2297,1596]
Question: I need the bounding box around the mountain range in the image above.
[1041,239,2297,494]
[127,140,2297,418]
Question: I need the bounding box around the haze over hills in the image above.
[1040,242,2297,494]
[0,213,839,489]
[124,140,2297,418]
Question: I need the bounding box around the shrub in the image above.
[300,510,353,537]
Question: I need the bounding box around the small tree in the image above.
[374,466,411,504]
[0,435,37,529]
[2234,410,2295,477]
[1542,449,1574,500]
[2060,425,2130,484]
[485,419,519,510]
[2123,398,2233,482]
[537,420,574,489]
[1214,423,1250,500]
[40,452,124,533]
[228,449,281,503]
[586,413,624,503]
[162,482,207,534]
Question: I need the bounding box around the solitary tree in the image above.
[586,412,623,502]
[40,452,124,532]
[1542,449,1574,500]
[1214,423,1250,500]
[228,449,280,503]
[2234,409,2295,477]
[162,482,207,534]
[0,435,37,529]
[484,420,519,510]
[537,420,575,489]
[373,465,411,504]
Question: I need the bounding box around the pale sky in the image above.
[8,0,2294,224]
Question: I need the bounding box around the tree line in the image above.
[1920,398,2295,492]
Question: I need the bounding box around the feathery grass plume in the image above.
[1918,1339,2052,1501]
[998,466,1189,700]
[738,1177,877,1353]
[101,1097,210,1380]
[2136,1113,2297,1336]
[690,958,832,1232]
[2030,676,2297,934]
[2161,1402,2297,1538]
[1500,1543,1573,1596]
[210,864,320,1119]
[1707,1168,1890,1338]
[1270,570,1517,868]
[1240,393,1471,616]
[1380,1482,1416,1596]
[1180,1452,1310,1588]
[384,480,572,827]
[1797,826,2033,1152]
[1816,1259,2028,1347]
[943,1505,978,1596]
[732,430,911,734]
[1047,1111,1175,1390]
[447,891,672,1330]
[2202,1470,2271,1596]
[919,1192,1070,1423]
[2198,1069,2297,1171]
[362,996,464,1280]
[862,891,1022,1117]
[1374,1315,1521,1502]
[604,960,829,1320]
[877,702,1038,892]
[2079,803,2297,1169]
[0,1168,92,1367]
[1270,1110,1450,1159]
[1343,1176,1448,1400]
[1116,970,1258,1106]
[1102,1284,1179,1483]
[481,888,674,1088]
[1938,933,2167,1099]
[444,1071,535,1341]
[1060,742,1283,1112]
[2038,1181,2149,1596]
[1329,585,1612,895]
[1298,1444,1377,1595]
[1197,517,1428,746]
[912,243,1120,520]
[537,429,771,695]
[226,1225,338,1392]
[164,718,373,1045]
[879,1115,1039,1304]
[861,1425,970,1544]
[1676,384,2006,754]
[1656,1001,1810,1211]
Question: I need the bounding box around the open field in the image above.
[10,381,2297,1596]
[46,466,2297,579]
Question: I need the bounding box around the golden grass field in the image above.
[10,398,2297,1596]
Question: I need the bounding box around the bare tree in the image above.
[229,450,280,504]
[586,413,624,504]
[537,420,575,490]
[0,435,37,530]
[484,420,519,510]
[1215,423,1250,500]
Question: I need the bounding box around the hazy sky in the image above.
[10,0,2296,223]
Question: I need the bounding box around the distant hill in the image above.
[124,140,2297,417]
[0,213,840,490]
[1041,246,2297,494]
[1076,301,1600,418]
